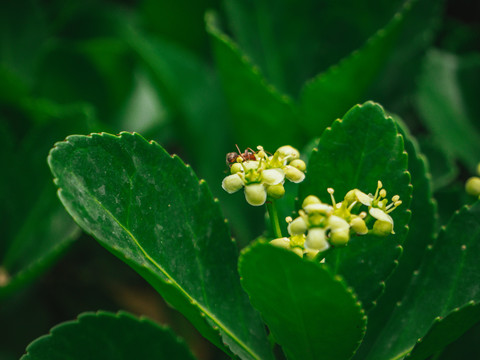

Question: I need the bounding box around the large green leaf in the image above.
[298,102,412,310]
[300,0,412,133]
[354,117,437,358]
[21,311,196,360]
[205,11,302,150]
[48,132,273,360]
[416,49,480,170]
[407,303,480,360]
[365,201,480,360]
[239,242,366,360]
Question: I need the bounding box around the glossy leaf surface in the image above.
[48,132,272,360]
[22,311,196,360]
[239,242,366,360]
[298,102,412,310]
[365,201,480,360]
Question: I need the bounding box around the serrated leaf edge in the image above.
[22,310,194,359]
[48,132,264,360]
[239,241,368,359]
[300,0,415,96]
[205,11,295,111]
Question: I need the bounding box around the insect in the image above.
[226,145,256,166]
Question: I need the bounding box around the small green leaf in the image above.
[416,49,480,170]
[298,101,412,310]
[48,132,273,360]
[21,311,196,360]
[300,0,413,133]
[407,303,480,360]
[365,201,480,360]
[239,242,366,360]
[205,11,302,150]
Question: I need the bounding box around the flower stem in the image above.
[266,200,283,239]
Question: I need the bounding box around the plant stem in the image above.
[266,200,283,239]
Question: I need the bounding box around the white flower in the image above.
[222,174,244,194]
[244,183,267,206]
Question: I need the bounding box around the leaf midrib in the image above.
[77,188,262,360]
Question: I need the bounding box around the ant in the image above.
[226,145,256,167]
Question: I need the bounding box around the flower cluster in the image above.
[222,145,306,206]
[270,181,402,258]
[465,163,480,199]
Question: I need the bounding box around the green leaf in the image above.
[298,101,412,310]
[416,49,480,170]
[365,201,480,360]
[239,242,366,360]
[205,11,302,150]
[21,311,196,360]
[354,116,437,358]
[407,303,480,360]
[0,102,96,299]
[48,132,273,360]
[222,0,406,96]
[300,0,413,133]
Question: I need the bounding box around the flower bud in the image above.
[284,166,305,183]
[330,229,350,246]
[230,163,243,174]
[328,215,350,246]
[222,174,243,194]
[276,145,300,160]
[350,217,368,235]
[267,184,285,199]
[287,217,308,236]
[289,159,306,172]
[372,219,393,236]
[244,183,267,206]
[302,195,321,208]
[270,238,291,250]
[466,176,480,197]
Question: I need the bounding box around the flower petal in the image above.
[369,207,393,224]
[244,183,267,206]
[355,189,373,206]
[305,228,329,252]
[284,166,305,183]
[262,168,285,185]
[222,174,244,194]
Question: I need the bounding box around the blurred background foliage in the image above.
[0,0,479,359]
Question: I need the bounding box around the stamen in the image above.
[392,195,400,202]
[380,189,387,198]
[359,211,367,219]
[285,216,293,223]
[374,180,382,200]
[327,188,336,207]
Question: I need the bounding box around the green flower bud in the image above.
[244,183,267,206]
[276,145,300,160]
[270,237,291,250]
[328,215,350,246]
[330,228,350,246]
[466,176,480,197]
[350,217,368,235]
[222,174,243,194]
[372,219,393,236]
[284,165,305,183]
[230,163,243,174]
[287,217,308,236]
[267,183,285,199]
[302,195,321,208]
[289,159,306,172]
